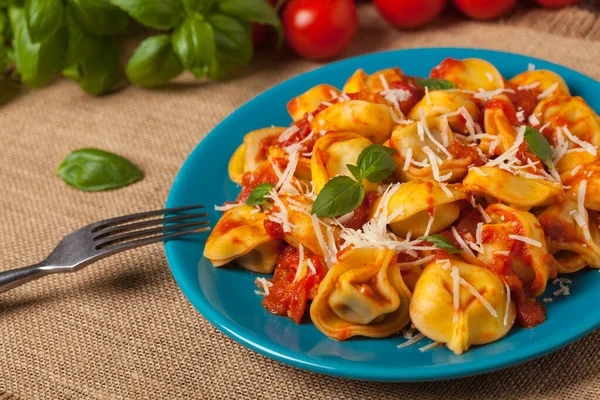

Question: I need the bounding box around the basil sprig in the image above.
[312,145,396,218]
[57,149,143,192]
[246,183,275,206]
[1,0,282,94]
[419,234,462,254]
[415,78,456,91]
[524,126,554,169]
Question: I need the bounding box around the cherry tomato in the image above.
[252,0,277,46]
[374,0,447,29]
[534,0,579,7]
[453,0,516,20]
[282,0,358,60]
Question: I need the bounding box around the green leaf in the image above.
[57,148,143,192]
[0,9,9,38]
[419,234,462,254]
[206,13,252,79]
[109,0,182,30]
[67,0,128,36]
[415,78,456,91]
[9,6,66,88]
[64,6,99,67]
[25,0,64,43]
[172,14,216,78]
[126,35,183,87]
[246,183,275,206]
[356,144,396,183]
[346,164,361,181]
[183,0,216,14]
[311,176,364,218]
[524,126,553,169]
[217,0,282,46]
[63,35,119,95]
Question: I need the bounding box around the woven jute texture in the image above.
[2,4,600,400]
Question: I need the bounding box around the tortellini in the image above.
[534,95,600,173]
[561,162,600,211]
[429,58,504,91]
[410,259,515,355]
[310,248,411,340]
[310,100,395,144]
[537,198,600,272]
[343,67,405,93]
[228,127,286,184]
[377,180,468,237]
[479,204,556,297]
[407,91,481,134]
[204,206,282,273]
[287,84,340,121]
[463,166,563,211]
[480,95,519,156]
[508,70,570,99]
[390,116,477,182]
[311,132,377,193]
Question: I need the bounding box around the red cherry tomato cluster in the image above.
[260,0,581,61]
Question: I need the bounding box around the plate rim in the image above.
[165,47,600,382]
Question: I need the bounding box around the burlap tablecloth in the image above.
[2,3,600,399]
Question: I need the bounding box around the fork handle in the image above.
[0,264,51,294]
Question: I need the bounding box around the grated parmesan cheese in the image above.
[562,126,597,156]
[528,113,540,126]
[419,341,443,352]
[278,125,299,142]
[459,277,498,318]
[517,82,540,91]
[503,281,511,326]
[537,83,558,100]
[473,88,515,101]
[214,202,243,212]
[528,63,535,71]
[476,204,492,223]
[311,214,332,268]
[403,148,413,171]
[451,227,475,258]
[508,234,542,247]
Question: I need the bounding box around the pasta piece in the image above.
[410,259,515,355]
[204,205,283,273]
[508,70,570,100]
[287,84,341,121]
[390,116,480,183]
[463,166,563,211]
[479,204,556,296]
[534,95,600,173]
[228,143,247,184]
[537,198,600,272]
[343,67,405,93]
[310,100,395,144]
[311,131,377,193]
[479,95,520,156]
[429,58,504,91]
[377,180,469,237]
[310,248,411,340]
[407,91,481,134]
[562,162,600,211]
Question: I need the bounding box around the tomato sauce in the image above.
[258,116,314,160]
[236,164,280,203]
[390,78,425,115]
[264,220,284,240]
[506,86,540,118]
[484,98,519,126]
[262,245,326,324]
[343,192,379,230]
[430,58,464,79]
[447,141,485,166]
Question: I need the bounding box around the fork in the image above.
[0,205,209,294]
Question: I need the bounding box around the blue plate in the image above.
[165,48,600,381]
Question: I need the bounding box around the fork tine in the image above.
[97,225,211,254]
[93,212,209,240]
[95,220,210,249]
[91,204,205,232]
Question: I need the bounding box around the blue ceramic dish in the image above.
[165,48,600,381]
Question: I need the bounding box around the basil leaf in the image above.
[217,0,283,46]
[67,0,128,36]
[415,78,456,91]
[183,0,216,14]
[109,0,182,30]
[57,149,143,191]
[0,9,9,38]
[126,35,183,87]
[419,234,462,254]
[311,176,364,218]
[64,6,98,67]
[10,6,66,88]
[246,183,275,206]
[206,14,252,79]
[25,0,64,43]
[524,126,553,169]
[172,15,216,78]
[64,37,119,95]
[346,164,361,181]
[356,144,396,183]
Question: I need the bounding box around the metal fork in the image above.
[0,205,209,294]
